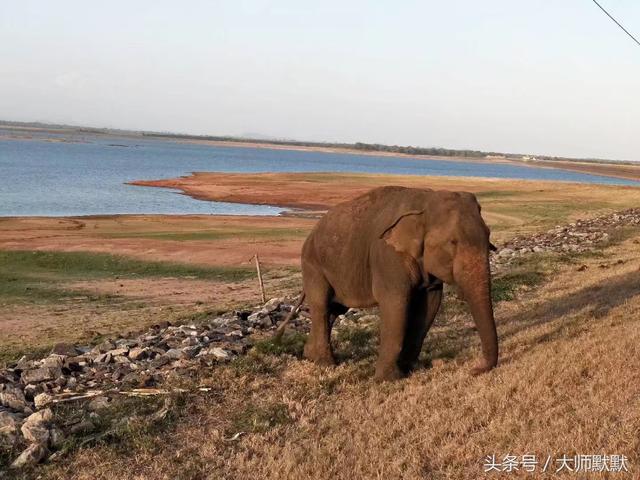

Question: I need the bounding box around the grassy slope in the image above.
[31,234,640,480]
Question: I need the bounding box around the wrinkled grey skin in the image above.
[300,186,497,381]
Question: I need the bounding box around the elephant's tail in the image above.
[273,292,306,340]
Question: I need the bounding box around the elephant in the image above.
[282,185,498,381]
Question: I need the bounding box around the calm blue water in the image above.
[1,135,637,217]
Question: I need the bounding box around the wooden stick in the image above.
[254,253,266,303]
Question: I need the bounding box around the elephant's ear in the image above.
[379,210,424,239]
[379,210,425,260]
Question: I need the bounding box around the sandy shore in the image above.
[129,171,640,211]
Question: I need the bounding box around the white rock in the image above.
[0,386,29,412]
[34,392,54,409]
[211,348,231,360]
[10,443,48,468]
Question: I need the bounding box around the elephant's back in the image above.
[308,186,421,264]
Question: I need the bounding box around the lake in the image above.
[1,135,637,217]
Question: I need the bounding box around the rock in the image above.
[10,443,48,468]
[22,422,49,444]
[49,426,65,448]
[164,349,189,360]
[150,355,171,368]
[88,396,110,411]
[21,408,53,444]
[94,352,112,364]
[0,410,21,434]
[20,408,53,445]
[248,311,265,323]
[211,347,231,361]
[34,392,54,409]
[0,386,31,413]
[263,297,283,312]
[128,347,149,361]
[41,355,64,369]
[93,340,116,353]
[55,376,68,387]
[51,343,80,357]
[185,336,202,347]
[15,356,37,370]
[107,347,129,357]
[21,365,61,384]
[498,248,514,257]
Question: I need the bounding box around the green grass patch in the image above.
[0,250,254,304]
[335,325,377,361]
[230,402,291,434]
[492,270,545,302]
[474,190,522,200]
[0,250,253,281]
[253,332,307,358]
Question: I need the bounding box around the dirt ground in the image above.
[0,215,314,268]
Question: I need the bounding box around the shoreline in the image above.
[129,171,640,211]
[4,125,640,182]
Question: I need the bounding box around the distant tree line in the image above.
[0,119,630,165]
[141,133,508,159]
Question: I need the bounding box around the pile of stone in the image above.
[491,208,640,269]
[0,297,306,469]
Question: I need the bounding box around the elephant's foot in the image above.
[303,341,336,367]
[469,358,497,376]
[373,361,404,382]
[397,359,418,376]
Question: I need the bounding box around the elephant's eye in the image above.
[450,239,458,246]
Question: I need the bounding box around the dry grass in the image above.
[29,236,640,480]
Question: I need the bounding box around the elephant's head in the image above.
[380,190,498,375]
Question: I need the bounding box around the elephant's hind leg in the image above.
[398,285,443,374]
[302,265,336,366]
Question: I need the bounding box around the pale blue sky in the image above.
[1,1,638,160]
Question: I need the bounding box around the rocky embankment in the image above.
[3,207,640,470]
[490,208,640,270]
[0,299,310,469]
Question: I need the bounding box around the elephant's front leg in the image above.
[398,285,443,374]
[375,297,410,381]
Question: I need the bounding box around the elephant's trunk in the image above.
[454,250,498,375]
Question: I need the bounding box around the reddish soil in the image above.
[0,215,315,267]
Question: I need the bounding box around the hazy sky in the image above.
[1,1,638,160]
